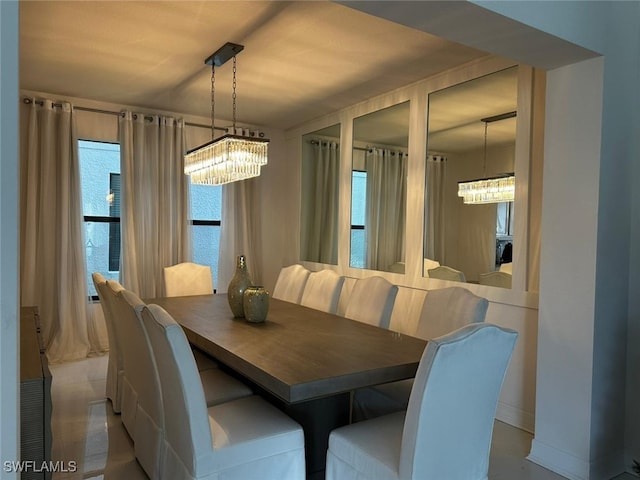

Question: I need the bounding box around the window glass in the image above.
[79,140,121,297]
[190,184,222,288]
[350,170,367,268]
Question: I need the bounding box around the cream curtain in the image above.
[217,178,262,291]
[425,155,447,263]
[119,112,191,298]
[303,140,339,264]
[365,148,407,271]
[21,99,105,362]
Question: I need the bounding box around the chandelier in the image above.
[184,42,268,185]
[457,111,516,205]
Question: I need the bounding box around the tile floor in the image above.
[49,355,635,480]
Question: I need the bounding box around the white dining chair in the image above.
[163,262,214,297]
[138,303,306,480]
[272,264,311,303]
[352,287,489,421]
[327,323,517,480]
[479,271,512,289]
[92,272,123,413]
[108,285,164,478]
[423,257,440,276]
[163,262,218,371]
[343,276,398,329]
[108,282,253,479]
[300,269,345,314]
[427,265,466,282]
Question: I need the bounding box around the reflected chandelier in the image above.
[457,111,516,205]
[184,42,268,185]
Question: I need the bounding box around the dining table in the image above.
[145,294,427,479]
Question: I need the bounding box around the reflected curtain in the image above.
[304,140,339,264]
[119,112,191,298]
[21,98,105,362]
[365,148,406,270]
[217,178,262,291]
[425,155,447,263]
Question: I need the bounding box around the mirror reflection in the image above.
[350,102,409,273]
[300,124,340,264]
[424,67,517,287]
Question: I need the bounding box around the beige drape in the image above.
[217,178,262,291]
[425,155,447,264]
[365,148,407,271]
[119,112,191,298]
[21,99,106,362]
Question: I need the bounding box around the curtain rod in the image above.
[309,139,407,155]
[22,97,227,132]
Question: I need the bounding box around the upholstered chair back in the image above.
[272,264,311,304]
[138,304,210,478]
[400,323,517,479]
[92,272,122,412]
[415,287,488,340]
[109,286,163,479]
[344,276,398,329]
[479,271,512,289]
[163,262,214,297]
[427,265,466,282]
[300,269,345,314]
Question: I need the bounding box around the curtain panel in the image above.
[365,148,407,271]
[425,155,447,263]
[20,99,106,363]
[217,178,262,291]
[119,112,191,298]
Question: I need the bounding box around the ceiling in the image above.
[19,1,498,133]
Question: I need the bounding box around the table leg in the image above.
[267,392,351,479]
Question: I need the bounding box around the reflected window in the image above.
[350,170,367,268]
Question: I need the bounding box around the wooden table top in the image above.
[146,294,427,404]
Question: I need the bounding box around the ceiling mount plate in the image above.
[205,42,244,67]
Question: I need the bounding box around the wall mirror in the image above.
[300,124,340,264]
[424,67,517,287]
[350,101,409,273]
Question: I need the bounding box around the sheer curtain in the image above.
[217,178,262,291]
[119,112,191,298]
[304,140,339,264]
[425,154,447,263]
[21,98,105,362]
[365,148,407,270]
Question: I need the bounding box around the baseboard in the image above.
[496,401,535,433]
[528,438,625,480]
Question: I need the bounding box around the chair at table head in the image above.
[272,264,311,304]
[415,286,488,340]
[344,276,398,329]
[300,269,345,314]
[163,262,213,297]
[427,265,466,282]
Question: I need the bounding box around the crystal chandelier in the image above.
[457,111,516,205]
[184,43,268,185]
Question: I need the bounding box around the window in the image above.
[496,201,514,237]
[350,170,367,268]
[79,140,121,299]
[79,140,222,297]
[190,184,222,289]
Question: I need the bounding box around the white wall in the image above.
[0,1,20,476]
